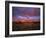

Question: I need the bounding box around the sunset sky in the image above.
[12,7,40,22]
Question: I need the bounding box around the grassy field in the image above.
[12,22,40,31]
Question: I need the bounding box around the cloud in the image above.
[12,16,40,22]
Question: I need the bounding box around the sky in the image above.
[12,7,40,22]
